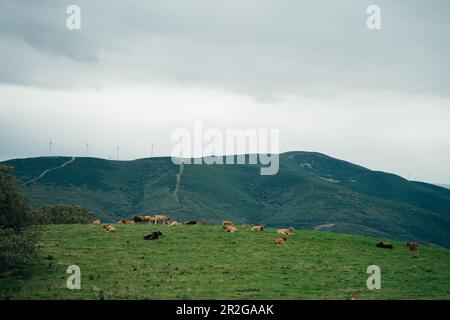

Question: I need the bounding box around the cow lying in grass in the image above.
[251,225,264,231]
[144,231,162,240]
[376,242,393,249]
[223,225,238,233]
[118,219,135,225]
[277,227,294,236]
[222,220,234,227]
[103,225,116,233]
[275,237,287,245]
[91,219,101,225]
[184,220,206,225]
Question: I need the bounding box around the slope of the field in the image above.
[0,225,449,300]
[2,152,450,247]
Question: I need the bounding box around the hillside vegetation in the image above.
[0,224,449,299]
[2,151,450,247]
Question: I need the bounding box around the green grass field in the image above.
[1,224,449,300]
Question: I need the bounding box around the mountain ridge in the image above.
[2,151,450,248]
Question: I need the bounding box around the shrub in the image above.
[0,166,41,271]
[36,204,94,225]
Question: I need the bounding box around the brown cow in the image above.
[103,225,116,233]
[222,220,234,227]
[277,227,294,236]
[406,242,420,252]
[223,225,238,233]
[275,237,287,245]
[376,242,393,249]
[133,215,155,224]
[142,216,156,224]
[91,219,101,225]
[251,225,264,231]
[133,215,145,223]
[154,215,170,224]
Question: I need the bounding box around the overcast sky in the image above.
[1,0,449,183]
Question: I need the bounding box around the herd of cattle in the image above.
[90,215,295,245]
[220,221,295,245]
[90,215,420,252]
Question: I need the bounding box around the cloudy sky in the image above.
[1,0,449,183]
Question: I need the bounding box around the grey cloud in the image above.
[0,0,449,98]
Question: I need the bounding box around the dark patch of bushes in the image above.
[0,166,41,271]
[36,204,95,225]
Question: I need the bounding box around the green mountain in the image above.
[2,151,450,247]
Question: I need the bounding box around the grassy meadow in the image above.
[0,224,449,300]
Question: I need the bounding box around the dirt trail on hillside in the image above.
[173,161,184,203]
[22,157,76,187]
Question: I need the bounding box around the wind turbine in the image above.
[116,146,120,161]
[85,143,89,157]
[151,143,155,157]
[49,137,53,156]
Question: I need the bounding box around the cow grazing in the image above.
[133,215,155,224]
[275,237,287,245]
[251,225,264,231]
[222,220,234,227]
[223,225,238,233]
[103,225,116,233]
[143,216,156,224]
[144,231,163,240]
[133,215,144,223]
[277,227,295,236]
[154,215,170,224]
[406,242,420,252]
[91,219,101,225]
[376,242,393,249]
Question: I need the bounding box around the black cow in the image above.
[183,220,206,225]
[144,231,163,240]
[376,242,393,249]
